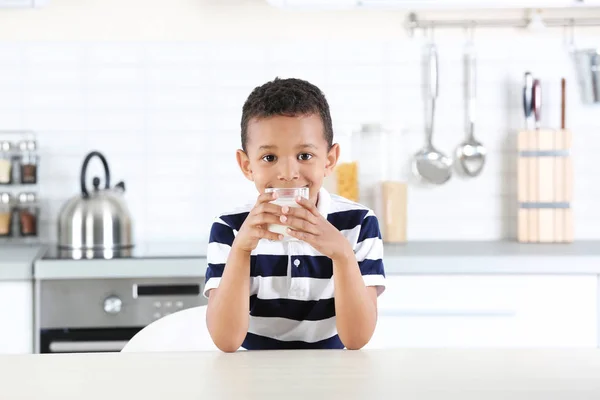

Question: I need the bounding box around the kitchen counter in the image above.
[0,244,46,280]
[33,242,207,279]
[34,256,207,279]
[4,240,600,281]
[2,349,600,399]
[32,240,600,280]
[382,240,600,274]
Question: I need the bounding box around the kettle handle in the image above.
[81,151,111,198]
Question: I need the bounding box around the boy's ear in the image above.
[236,149,254,181]
[324,143,340,177]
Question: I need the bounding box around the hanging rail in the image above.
[404,12,600,36]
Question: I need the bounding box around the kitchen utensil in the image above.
[532,79,542,129]
[523,72,535,130]
[413,41,452,185]
[517,75,573,243]
[57,151,133,254]
[517,73,534,242]
[455,37,486,177]
[554,78,567,243]
[564,22,599,105]
[557,78,574,242]
[573,48,600,104]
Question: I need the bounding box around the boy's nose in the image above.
[277,159,299,182]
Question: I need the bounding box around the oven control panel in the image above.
[102,294,199,321]
[150,300,185,320]
[131,282,205,321]
[39,277,208,330]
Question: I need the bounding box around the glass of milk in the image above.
[264,187,309,240]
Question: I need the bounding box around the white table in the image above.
[2,349,600,399]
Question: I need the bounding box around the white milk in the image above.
[267,197,301,238]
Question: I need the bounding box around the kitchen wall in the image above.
[1,0,599,245]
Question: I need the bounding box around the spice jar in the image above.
[0,141,13,185]
[0,193,13,237]
[17,192,38,237]
[19,140,38,184]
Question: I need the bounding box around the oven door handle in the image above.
[49,340,130,353]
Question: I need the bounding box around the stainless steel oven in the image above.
[35,277,207,353]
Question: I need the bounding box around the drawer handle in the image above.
[378,309,517,318]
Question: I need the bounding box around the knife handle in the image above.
[523,72,533,129]
[533,79,542,128]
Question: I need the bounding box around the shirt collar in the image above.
[316,187,331,218]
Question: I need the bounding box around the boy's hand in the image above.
[232,192,284,254]
[282,197,353,261]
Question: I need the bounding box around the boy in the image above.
[204,78,386,352]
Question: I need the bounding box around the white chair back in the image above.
[121,305,220,352]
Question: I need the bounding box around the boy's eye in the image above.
[298,153,313,161]
[262,154,276,162]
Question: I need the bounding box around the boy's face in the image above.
[236,114,339,205]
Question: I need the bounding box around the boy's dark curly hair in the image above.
[240,77,333,152]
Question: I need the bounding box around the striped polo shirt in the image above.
[204,187,386,350]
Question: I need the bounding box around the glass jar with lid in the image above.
[352,123,388,208]
[0,141,14,185]
[353,123,409,243]
[17,192,38,237]
[18,140,38,184]
[0,192,13,237]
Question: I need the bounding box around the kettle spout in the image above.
[115,181,126,193]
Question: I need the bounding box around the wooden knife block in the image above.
[517,129,573,243]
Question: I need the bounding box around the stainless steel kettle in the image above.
[57,151,133,256]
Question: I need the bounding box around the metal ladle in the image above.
[413,38,453,185]
[456,27,486,177]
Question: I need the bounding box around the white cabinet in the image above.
[0,281,33,354]
[367,275,598,349]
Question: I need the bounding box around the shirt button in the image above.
[293,259,300,267]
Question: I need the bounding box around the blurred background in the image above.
[1,0,599,244]
[2,0,600,356]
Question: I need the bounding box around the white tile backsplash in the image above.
[0,67,22,86]
[86,44,145,66]
[22,44,83,65]
[1,30,600,244]
[22,89,84,110]
[85,66,145,87]
[22,111,86,133]
[23,67,83,88]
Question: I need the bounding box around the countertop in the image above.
[4,241,600,281]
[2,349,600,399]
[0,244,46,281]
[381,240,600,274]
